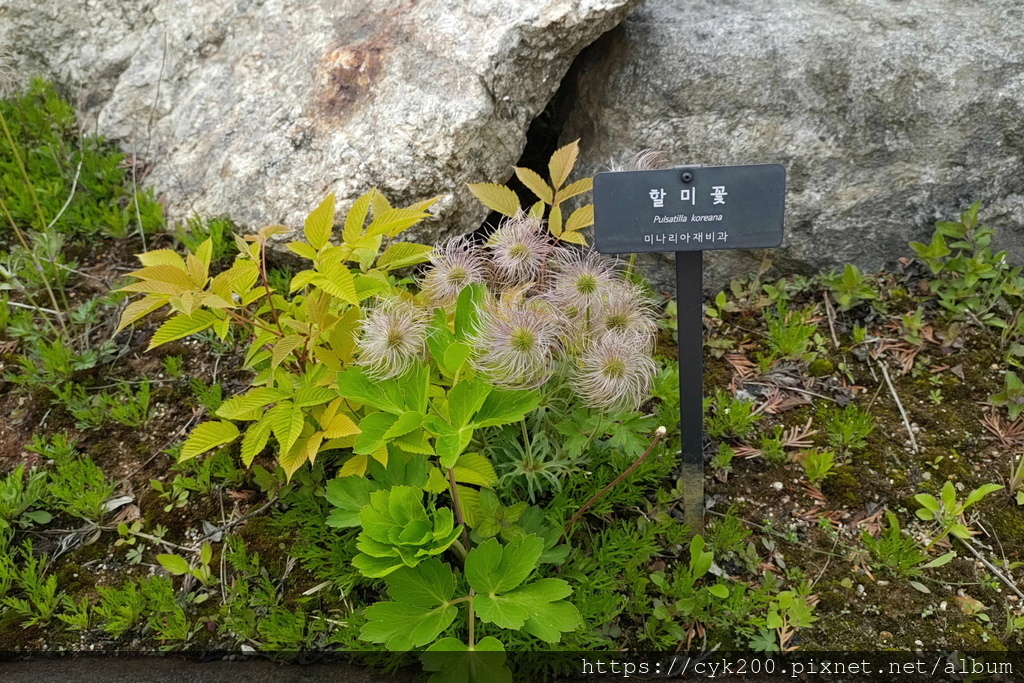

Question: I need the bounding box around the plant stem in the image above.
[562,426,666,540]
[446,467,472,552]
[468,590,476,649]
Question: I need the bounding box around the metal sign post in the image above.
[593,163,786,535]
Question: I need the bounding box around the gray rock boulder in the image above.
[562,0,1024,292]
[2,0,637,238]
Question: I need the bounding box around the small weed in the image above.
[799,449,835,487]
[821,404,874,456]
[706,388,762,440]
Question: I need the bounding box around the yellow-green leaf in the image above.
[271,334,304,369]
[548,139,580,190]
[453,452,497,488]
[323,413,361,439]
[369,189,392,220]
[558,230,587,246]
[343,190,375,244]
[216,387,291,420]
[240,418,273,466]
[148,310,218,350]
[377,242,434,270]
[565,204,594,232]
[556,177,593,204]
[180,421,239,461]
[514,167,554,204]
[278,436,309,481]
[313,262,358,304]
[549,204,563,237]
[288,241,319,261]
[271,403,306,457]
[467,183,520,217]
[137,249,186,270]
[115,296,168,334]
[365,207,431,240]
[339,453,368,477]
[128,264,195,289]
[305,194,336,251]
[528,200,545,219]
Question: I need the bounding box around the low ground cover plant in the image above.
[3,81,1024,679]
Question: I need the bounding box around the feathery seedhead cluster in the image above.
[546,248,617,316]
[471,297,561,389]
[420,236,486,307]
[575,329,656,413]
[356,297,429,379]
[485,212,553,288]
[591,281,659,343]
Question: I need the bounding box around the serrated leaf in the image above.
[548,140,579,190]
[115,296,168,334]
[313,261,358,304]
[287,241,319,260]
[240,418,274,466]
[514,167,553,204]
[269,403,305,457]
[180,421,239,461]
[449,380,492,428]
[383,411,424,440]
[422,637,512,683]
[354,412,400,454]
[325,476,379,527]
[147,310,218,350]
[466,535,544,596]
[377,242,434,270]
[304,194,336,251]
[360,601,458,650]
[278,436,311,481]
[454,453,497,487]
[549,204,563,237]
[323,412,361,439]
[216,387,291,420]
[558,230,587,246]
[385,558,456,608]
[137,249,186,270]
[472,389,539,428]
[565,204,594,232]
[343,190,375,244]
[511,579,580,642]
[271,334,304,369]
[467,183,520,217]
[128,264,195,289]
[557,177,593,203]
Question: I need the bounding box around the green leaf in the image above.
[293,386,338,408]
[325,476,379,528]
[964,483,1002,509]
[147,310,218,350]
[377,242,434,270]
[465,535,543,596]
[385,558,456,608]
[915,494,940,514]
[269,403,305,457]
[472,389,539,428]
[422,637,513,683]
[360,601,458,650]
[313,261,358,304]
[453,453,497,487]
[509,579,580,642]
[216,387,291,420]
[514,167,553,204]
[180,421,239,461]
[239,417,274,466]
[549,204,563,237]
[157,554,191,575]
[271,334,304,369]
[467,183,520,217]
[383,411,424,440]
[354,412,400,454]
[443,342,472,375]
[920,551,956,569]
[304,194,336,250]
[343,190,374,244]
[337,367,405,414]
[449,380,493,428]
[455,283,486,342]
[707,584,730,598]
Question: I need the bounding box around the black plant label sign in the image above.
[593,164,786,254]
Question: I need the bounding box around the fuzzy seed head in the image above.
[486,212,553,287]
[420,236,486,308]
[592,281,659,343]
[356,297,429,379]
[472,299,561,389]
[575,329,656,413]
[547,248,617,315]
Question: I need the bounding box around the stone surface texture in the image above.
[2,0,637,238]
[562,0,1024,290]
